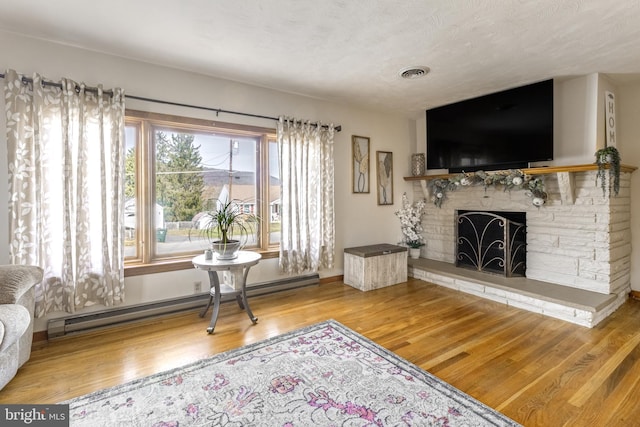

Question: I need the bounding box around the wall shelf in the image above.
[404,164,637,204]
[403,164,637,182]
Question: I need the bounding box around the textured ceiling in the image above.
[1,0,640,118]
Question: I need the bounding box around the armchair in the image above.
[0,265,43,390]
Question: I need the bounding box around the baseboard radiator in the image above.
[47,273,319,339]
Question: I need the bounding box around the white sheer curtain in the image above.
[277,117,335,274]
[4,69,125,317]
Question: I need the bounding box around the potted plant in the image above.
[193,199,259,260]
[395,193,426,259]
[405,239,425,259]
[595,146,621,197]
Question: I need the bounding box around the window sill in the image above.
[124,249,280,277]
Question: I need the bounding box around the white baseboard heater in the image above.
[47,273,319,339]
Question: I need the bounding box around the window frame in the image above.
[124,110,279,277]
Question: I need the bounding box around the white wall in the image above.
[597,74,618,149]
[0,31,416,330]
[551,74,599,165]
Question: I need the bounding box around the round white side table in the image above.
[192,251,262,334]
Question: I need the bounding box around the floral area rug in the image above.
[64,319,520,426]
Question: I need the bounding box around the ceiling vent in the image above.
[399,66,430,79]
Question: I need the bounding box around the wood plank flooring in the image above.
[2,277,640,426]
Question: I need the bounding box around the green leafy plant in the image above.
[406,240,424,249]
[192,199,259,244]
[595,146,621,197]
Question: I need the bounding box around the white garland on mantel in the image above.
[425,169,548,208]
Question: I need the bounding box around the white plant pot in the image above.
[211,240,242,260]
[408,248,421,259]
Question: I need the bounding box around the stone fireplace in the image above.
[408,167,633,327]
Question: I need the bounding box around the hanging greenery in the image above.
[594,146,621,197]
[427,169,547,208]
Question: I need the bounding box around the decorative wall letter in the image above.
[605,91,616,147]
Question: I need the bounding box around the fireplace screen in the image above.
[455,210,526,277]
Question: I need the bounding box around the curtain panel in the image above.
[4,69,125,317]
[277,117,335,274]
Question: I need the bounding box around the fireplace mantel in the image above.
[404,163,637,205]
[403,163,637,182]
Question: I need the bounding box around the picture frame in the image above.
[376,151,393,205]
[352,135,370,193]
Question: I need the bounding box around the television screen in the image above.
[426,79,553,172]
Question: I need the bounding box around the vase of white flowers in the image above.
[395,193,426,258]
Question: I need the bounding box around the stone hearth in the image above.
[409,168,633,327]
[408,258,621,327]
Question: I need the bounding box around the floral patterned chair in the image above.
[0,265,43,390]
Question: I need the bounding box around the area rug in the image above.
[64,319,520,426]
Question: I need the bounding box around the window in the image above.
[125,110,279,274]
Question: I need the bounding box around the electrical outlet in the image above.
[194,281,202,293]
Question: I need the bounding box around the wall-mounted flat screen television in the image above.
[426,79,553,172]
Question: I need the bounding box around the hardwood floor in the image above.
[2,278,640,426]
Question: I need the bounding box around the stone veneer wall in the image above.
[412,170,632,296]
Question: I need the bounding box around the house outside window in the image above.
[125,110,279,274]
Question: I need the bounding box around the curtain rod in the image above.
[0,72,111,95]
[127,94,341,132]
[0,73,342,132]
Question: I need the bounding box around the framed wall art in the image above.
[352,135,370,193]
[376,151,393,205]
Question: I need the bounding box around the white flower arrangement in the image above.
[395,193,426,248]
